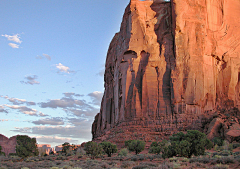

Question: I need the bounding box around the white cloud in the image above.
[12,125,92,140]
[56,63,70,73]
[1,95,36,106]
[39,92,101,118]
[34,136,78,144]
[32,117,64,125]
[4,105,38,116]
[2,34,22,43]
[3,104,46,117]
[63,92,83,98]
[8,43,19,48]
[39,112,49,117]
[88,91,103,106]
[20,75,40,85]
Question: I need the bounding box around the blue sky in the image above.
[0,0,129,147]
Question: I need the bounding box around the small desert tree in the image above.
[168,130,213,158]
[125,140,146,154]
[16,135,39,158]
[149,139,170,155]
[62,142,70,153]
[100,141,118,157]
[84,141,102,159]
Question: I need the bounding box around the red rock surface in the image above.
[92,0,240,145]
[0,134,17,155]
[37,144,54,155]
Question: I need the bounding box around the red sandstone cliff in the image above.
[0,134,17,155]
[92,0,240,144]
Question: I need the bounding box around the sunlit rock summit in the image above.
[92,0,240,144]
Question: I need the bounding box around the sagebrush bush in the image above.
[125,140,146,154]
[118,148,129,157]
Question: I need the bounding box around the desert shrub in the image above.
[210,156,234,165]
[211,164,229,169]
[168,130,213,158]
[121,161,136,168]
[212,137,224,146]
[149,140,170,155]
[76,147,86,158]
[99,141,117,157]
[62,142,71,154]
[129,154,146,161]
[84,141,102,159]
[132,162,158,169]
[147,154,162,161]
[118,148,129,157]
[189,157,210,164]
[0,167,7,169]
[232,143,240,149]
[125,140,146,154]
[223,140,230,151]
[16,135,39,158]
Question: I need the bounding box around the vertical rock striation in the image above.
[92,0,240,144]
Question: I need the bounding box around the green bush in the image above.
[84,141,102,159]
[212,137,224,146]
[16,135,39,158]
[99,141,117,157]
[118,148,129,157]
[167,130,213,158]
[125,140,146,154]
[62,142,71,154]
[149,139,170,156]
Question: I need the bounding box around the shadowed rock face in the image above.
[0,134,17,155]
[92,0,240,144]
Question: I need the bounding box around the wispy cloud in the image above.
[3,104,47,117]
[0,119,9,122]
[2,34,22,48]
[43,54,51,61]
[36,54,51,61]
[0,106,8,113]
[8,43,19,48]
[20,75,40,85]
[39,92,101,118]
[34,136,78,144]
[12,124,92,139]
[1,95,36,106]
[4,105,38,116]
[88,91,103,106]
[55,63,74,74]
[97,69,105,77]
[2,34,22,43]
[32,117,64,125]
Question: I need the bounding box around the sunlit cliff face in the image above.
[92,0,240,144]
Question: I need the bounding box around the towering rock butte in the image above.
[92,0,240,144]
